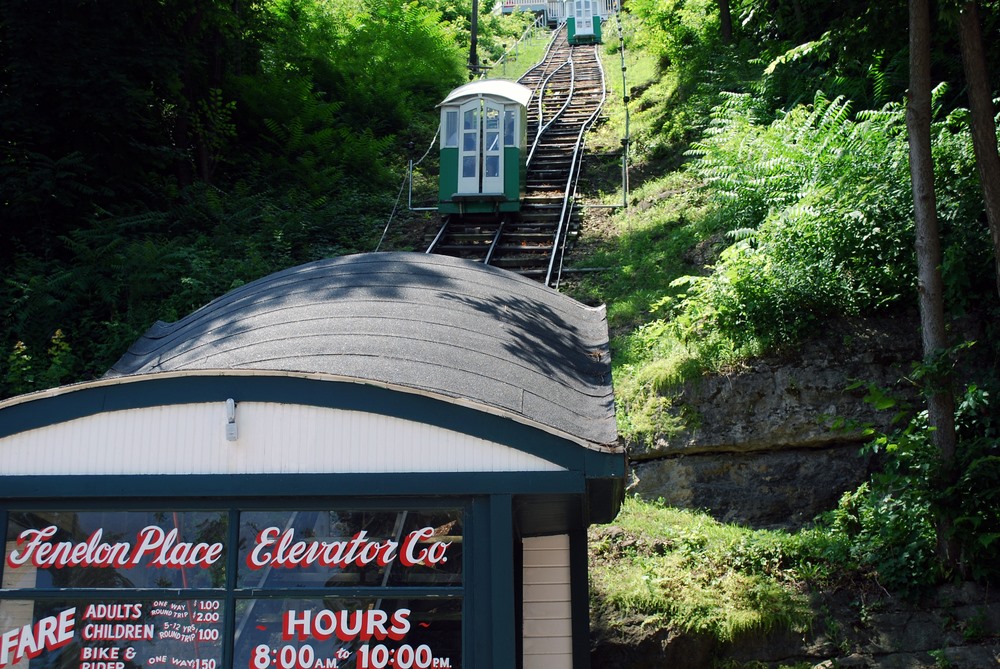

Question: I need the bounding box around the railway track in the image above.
[426,27,606,286]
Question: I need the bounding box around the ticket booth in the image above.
[0,253,625,669]
[566,0,601,44]
[438,80,531,216]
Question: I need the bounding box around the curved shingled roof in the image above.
[107,253,618,450]
[439,79,533,108]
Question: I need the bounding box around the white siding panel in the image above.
[523,601,570,620]
[523,618,573,638]
[522,636,573,656]
[0,402,565,476]
[522,534,573,669]
[522,583,572,603]
[524,565,571,585]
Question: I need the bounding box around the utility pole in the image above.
[469,0,480,78]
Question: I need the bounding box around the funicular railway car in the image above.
[437,79,531,217]
[566,0,601,44]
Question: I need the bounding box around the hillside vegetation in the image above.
[0,0,536,396]
[572,0,1000,659]
[4,0,1000,661]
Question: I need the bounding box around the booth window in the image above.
[1,506,464,669]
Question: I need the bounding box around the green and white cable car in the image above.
[438,79,531,216]
[567,0,602,44]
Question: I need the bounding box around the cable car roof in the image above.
[440,79,533,108]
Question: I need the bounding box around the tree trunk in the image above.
[907,0,960,572]
[719,0,733,44]
[957,0,1000,301]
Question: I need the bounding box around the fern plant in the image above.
[674,89,986,351]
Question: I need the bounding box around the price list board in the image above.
[0,599,225,669]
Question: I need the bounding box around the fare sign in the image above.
[0,600,224,669]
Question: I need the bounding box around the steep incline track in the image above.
[427,27,606,286]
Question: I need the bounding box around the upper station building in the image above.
[0,253,625,669]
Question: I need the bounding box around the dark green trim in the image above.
[585,477,626,525]
[490,495,515,669]
[468,497,489,667]
[570,529,591,669]
[0,374,624,479]
[0,471,586,501]
[514,534,524,669]
[438,199,520,215]
[0,496,472,512]
[439,147,458,202]
[222,509,239,669]
[503,145,520,202]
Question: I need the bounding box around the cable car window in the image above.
[504,110,515,146]
[463,109,477,130]
[484,156,500,178]
[486,132,500,153]
[485,107,499,130]
[462,156,476,178]
[444,111,458,147]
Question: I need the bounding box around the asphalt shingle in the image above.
[108,253,618,450]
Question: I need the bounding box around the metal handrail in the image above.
[407,128,441,212]
[484,13,548,79]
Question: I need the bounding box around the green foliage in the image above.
[628,0,719,76]
[564,171,739,444]
[943,385,1000,582]
[3,331,78,397]
[817,382,1000,594]
[614,5,750,166]
[732,0,918,111]
[590,499,838,644]
[1,0,542,400]
[672,90,988,351]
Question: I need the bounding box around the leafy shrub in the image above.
[673,90,987,351]
[818,383,1000,594]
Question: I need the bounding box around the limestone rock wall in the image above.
[626,317,922,528]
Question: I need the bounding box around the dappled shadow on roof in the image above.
[106,252,614,445]
[436,290,609,390]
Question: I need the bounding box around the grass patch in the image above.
[590,498,825,644]
[565,170,743,444]
[590,16,659,158]
[567,171,712,329]
[486,21,554,82]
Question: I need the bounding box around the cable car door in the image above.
[458,97,505,195]
[575,0,594,36]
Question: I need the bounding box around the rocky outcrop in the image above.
[627,316,923,528]
[592,582,1000,669]
[729,582,1000,669]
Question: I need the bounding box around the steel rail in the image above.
[526,60,573,168]
[425,29,606,280]
[545,43,607,287]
